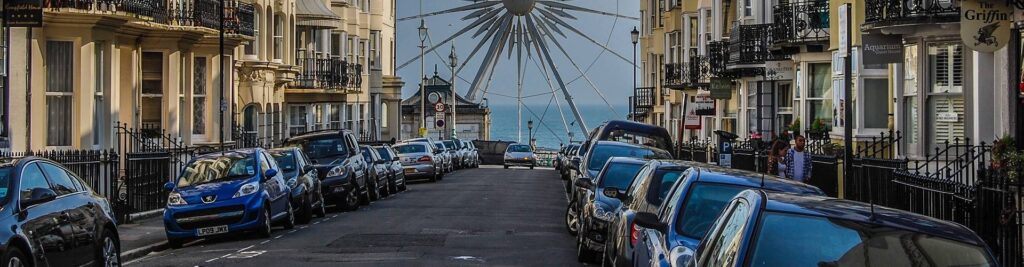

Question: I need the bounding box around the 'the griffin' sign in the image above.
[961,0,1012,53]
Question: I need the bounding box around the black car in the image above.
[578,120,675,160]
[0,157,121,266]
[284,130,370,211]
[360,146,391,200]
[565,141,672,236]
[571,157,649,263]
[373,145,408,193]
[558,144,581,180]
[651,190,997,267]
[269,147,327,224]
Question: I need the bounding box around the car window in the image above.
[289,136,350,161]
[645,169,687,206]
[395,144,427,154]
[65,170,87,192]
[658,170,693,222]
[676,183,748,239]
[701,200,750,267]
[507,145,532,152]
[259,153,272,174]
[178,153,257,187]
[586,145,671,172]
[626,164,654,198]
[0,167,11,205]
[19,163,51,203]
[39,163,79,195]
[596,162,645,189]
[269,150,298,172]
[375,147,393,161]
[360,147,373,162]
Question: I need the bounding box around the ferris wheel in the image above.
[398,0,637,142]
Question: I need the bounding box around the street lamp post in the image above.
[418,19,428,137]
[527,120,534,149]
[630,27,639,122]
[449,44,458,140]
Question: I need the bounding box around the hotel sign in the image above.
[961,0,1012,53]
[862,34,904,65]
[764,61,794,81]
[710,78,732,100]
[5,0,42,27]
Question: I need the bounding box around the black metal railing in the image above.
[166,0,253,36]
[728,24,771,66]
[664,56,712,89]
[294,55,349,90]
[44,0,166,19]
[708,41,734,78]
[864,0,960,28]
[772,0,830,45]
[229,1,256,36]
[634,87,654,110]
[115,122,198,223]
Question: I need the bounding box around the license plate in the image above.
[196,225,228,236]
[404,169,416,174]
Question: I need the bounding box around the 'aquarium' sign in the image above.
[961,0,1012,53]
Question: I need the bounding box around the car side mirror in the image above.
[301,165,315,174]
[164,181,175,191]
[265,169,279,178]
[602,187,625,200]
[570,158,581,170]
[634,212,667,233]
[22,188,57,208]
[574,177,594,189]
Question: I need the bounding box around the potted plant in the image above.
[992,135,1015,170]
[806,119,831,139]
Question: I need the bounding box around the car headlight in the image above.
[167,192,187,206]
[593,206,616,222]
[233,181,260,198]
[286,178,297,188]
[326,166,346,177]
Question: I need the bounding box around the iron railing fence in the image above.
[864,0,960,28]
[772,0,830,45]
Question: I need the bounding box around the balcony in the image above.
[727,24,772,67]
[772,0,829,45]
[632,87,654,121]
[864,0,960,30]
[292,53,362,91]
[44,0,165,19]
[708,41,731,77]
[664,56,711,89]
[166,0,255,36]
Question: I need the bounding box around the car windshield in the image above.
[434,142,446,150]
[375,148,393,161]
[177,153,256,188]
[443,141,456,149]
[597,162,644,189]
[360,147,374,162]
[587,145,671,172]
[749,212,995,267]
[288,137,349,161]
[676,183,748,239]
[395,144,427,154]
[508,145,532,153]
[268,150,297,172]
[0,167,10,205]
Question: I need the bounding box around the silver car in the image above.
[393,142,443,182]
[504,144,536,169]
[442,140,465,169]
[433,141,454,173]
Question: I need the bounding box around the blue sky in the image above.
[395,0,641,108]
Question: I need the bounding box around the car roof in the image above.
[758,191,985,246]
[287,129,351,140]
[604,157,650,165]
[592,140,669,154]
[650,160,824,195]
[194,148,259,160]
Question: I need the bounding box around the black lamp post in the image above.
[449,44,458,139]
[630,27,639,122]
[527,120,534,149]
[418,19,428,137]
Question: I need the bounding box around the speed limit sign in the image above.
[434,102,446,112]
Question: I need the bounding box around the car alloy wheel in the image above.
[565,201,580,236]
[343,182,361,211]
[368,177,381,201]
[299,193,314,223]
[283,201,296,229]
[259,206,273,238]
[314,191,327,217]
[100,231,121,267]
[4,248,26,267]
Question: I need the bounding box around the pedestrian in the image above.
[767,140,790,177]
[784,135,813,183]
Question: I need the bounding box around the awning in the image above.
[296,0,341,29]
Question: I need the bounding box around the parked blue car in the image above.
[629,165,823,267]
[635,190,997,267]
[163,148,295,248]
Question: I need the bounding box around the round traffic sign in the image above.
[434,102,446,112]
[435,119,446,128]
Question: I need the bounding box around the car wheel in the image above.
[368,177,381,201]
[341,182,361,211]
[96,228,121,267]
[283,201,296,230]
[258,206,273,238]
[359,178,372,205]
[530,165,535,170]
[3,247,28,267]
[299,193,314,224]
[314,190,327,218]
[565,201,580,236]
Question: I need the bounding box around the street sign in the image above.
[434,101,446,112]
[718,141,733,168]
[961,0,1012,53]
[435,119,446,128]
[838,4,849,58]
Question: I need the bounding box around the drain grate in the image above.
[327,234,446,248]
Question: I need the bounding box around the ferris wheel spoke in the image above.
[531,14,621,118]
[536,8,634,66]
[397,9,504,71]
[398,1,501,22]
[524,14,588,134]
[530,50,572,136]
[538,1,639,20]
[467,14,514,101]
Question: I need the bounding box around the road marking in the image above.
[288,229,298,233]
[237,245,254,252]
[274,235,284,239]
[260,240,270,244]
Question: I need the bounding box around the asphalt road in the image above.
[127,166,584,266]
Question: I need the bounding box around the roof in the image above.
[194,148,259,160]
[295,0,342,28]
[400,74,482,107]
[760,191,985,246]
[286,129,350,140]
[604,157,650,165]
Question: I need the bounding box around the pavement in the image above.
[122,166,585,266]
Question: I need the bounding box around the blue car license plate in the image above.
[196,225,228,236]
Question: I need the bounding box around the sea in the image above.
[487,103,629,150]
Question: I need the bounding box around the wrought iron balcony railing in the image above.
[634,87,654,110]
[664,56,711,89]
[43,0,253,37]
[773,0,829,45]
[44,0,165,18]
[293,54,363,90]
[708,41,731,77]
[728,24,771,66]
[864,0,960,29]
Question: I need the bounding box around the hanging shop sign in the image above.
[961,0,1012,53]
[684,105,701,130]
[862,34,904,65]
[838,4,849,57]
[710,78,732,100]
[694,91,716,116]
[764,61,795,81]
[6,0,43,27]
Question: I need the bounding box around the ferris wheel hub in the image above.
[502,0,537,16]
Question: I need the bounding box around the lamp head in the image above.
[418,19,428,42]
[630,26,640,44]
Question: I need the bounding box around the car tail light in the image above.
[417,156,432,162]
[630,222,640,247]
